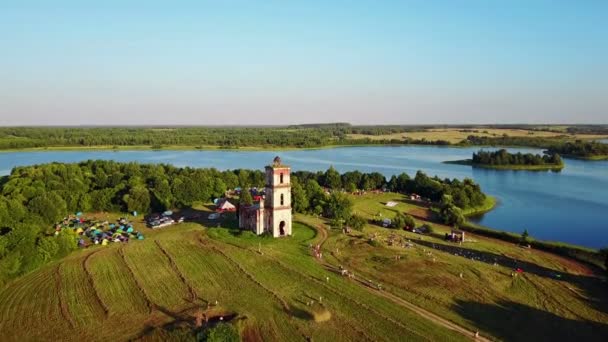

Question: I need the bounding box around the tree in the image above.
[28,192,67,224]
[403,214,416,229]
[342,171,362,191]
[36,237,59,263]
[346,214,366,231]
[239,190,253,206]
[392,212,406,229]
[325,191,352,220]
[123,186,150,214]
[440,204,465,227]
[305,180,327,215]
[291,177,309,213]
[324,166,342,190]
[521,229,530,245]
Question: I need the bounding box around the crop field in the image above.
[0,196,607,341]
[347,128,608,144]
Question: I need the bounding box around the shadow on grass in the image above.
[454,299,608,342]
[413,238,608,314]
[137,304,240,340]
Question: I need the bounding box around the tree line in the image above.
[463,136,607,158]
[546,140,608,158]
[2,127,605,154]
[0,126,455,149]
[472,149,563,166]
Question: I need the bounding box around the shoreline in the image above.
[461,221,604,269]
[557,153,608,161]
[461,196,497,216]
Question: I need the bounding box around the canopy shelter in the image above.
[450,229,465,242]
[216,198,237,212]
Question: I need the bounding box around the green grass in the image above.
[0,201,607,341]
[86,247,150,316]
[462,196,497,216]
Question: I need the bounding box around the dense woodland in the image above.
[546,141,608,158]
[463,136,608,158]
[0,160,487,285]
[3,126,606,152]
[471,149,563,166]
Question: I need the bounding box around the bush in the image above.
[202,323,240,342]
[392,212,406,229]
[419,224,434,234]
[346,214,366,231]
[403,214,416,229]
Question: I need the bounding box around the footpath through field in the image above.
[309,221,492,342]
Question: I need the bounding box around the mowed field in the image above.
[1,195,607,341]
[347,128,608,144]
[0,220,467,342]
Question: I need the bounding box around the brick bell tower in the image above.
[264,156,292,237]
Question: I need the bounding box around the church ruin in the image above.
[238,156,292,237]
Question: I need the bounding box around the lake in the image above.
[1,146,607,248]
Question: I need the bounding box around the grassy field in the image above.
[347,128,608,144]
[0,196,607,341]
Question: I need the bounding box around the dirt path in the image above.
[309,222,492,342]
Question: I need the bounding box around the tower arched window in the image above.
[280,173,284,184]
[280,193,284,206]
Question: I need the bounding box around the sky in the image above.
[0,0,606,125]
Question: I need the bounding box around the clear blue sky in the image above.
[1,0,606,125]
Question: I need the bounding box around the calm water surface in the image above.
[1,146,607,248]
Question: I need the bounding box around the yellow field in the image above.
[348,128,608,144]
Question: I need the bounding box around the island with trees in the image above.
[445,149,564,170]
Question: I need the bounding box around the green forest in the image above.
[0,160,487,286]
[1,127,606,156]
[546,141,608,159]
[463,136,608,159]
[471,149,563,166]
[0,126,454,149]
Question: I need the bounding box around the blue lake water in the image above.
[1,146,607,248]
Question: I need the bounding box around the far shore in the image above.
[0,142,563,153]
